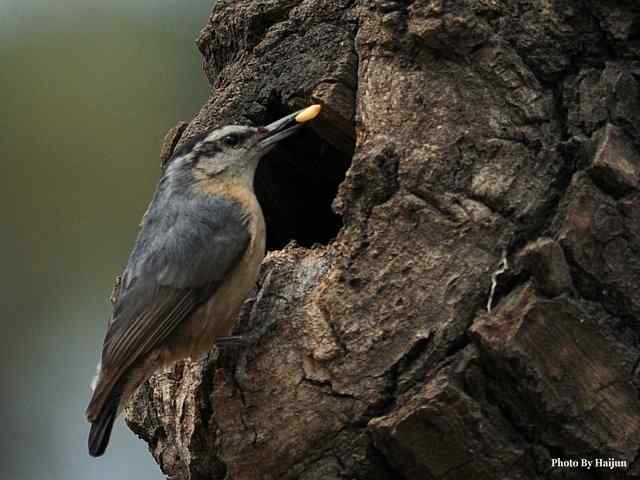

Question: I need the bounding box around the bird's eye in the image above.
[222,134,239,146]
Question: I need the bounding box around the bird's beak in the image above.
[257,104,322,149]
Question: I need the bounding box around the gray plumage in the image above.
[86,147,252,455]
[89,185,250,415]
[86,108,314,457]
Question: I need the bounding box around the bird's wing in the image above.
[86,193,251,421]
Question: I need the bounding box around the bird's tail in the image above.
[88,388,121,457]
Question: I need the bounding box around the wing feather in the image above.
[87,190,251,421]
[105,288,197,369]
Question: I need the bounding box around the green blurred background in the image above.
[1,1,214,478]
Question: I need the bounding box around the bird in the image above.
[86,105,322,457]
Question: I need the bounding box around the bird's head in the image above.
[165,105,321,189]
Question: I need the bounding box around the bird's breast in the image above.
[188,187,265,356]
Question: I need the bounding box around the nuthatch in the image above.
[86,105,322,457]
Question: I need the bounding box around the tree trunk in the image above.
[125,1,640,478]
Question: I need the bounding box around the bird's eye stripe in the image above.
[222,131,253,145]
[170,132,209,160]
[223,134,239,146]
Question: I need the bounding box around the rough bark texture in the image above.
[126,1,640,478]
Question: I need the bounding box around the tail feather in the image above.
[88,387,121,457]
[86,365,116,424]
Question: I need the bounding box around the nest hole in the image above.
[254,103,353,251]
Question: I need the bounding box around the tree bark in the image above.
[126,1,640,478]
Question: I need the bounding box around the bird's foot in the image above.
[215,335,249,349]
[216,334,260,393]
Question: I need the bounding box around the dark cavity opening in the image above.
[254,103,353,250]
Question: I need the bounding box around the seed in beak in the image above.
[295,104,322,123]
